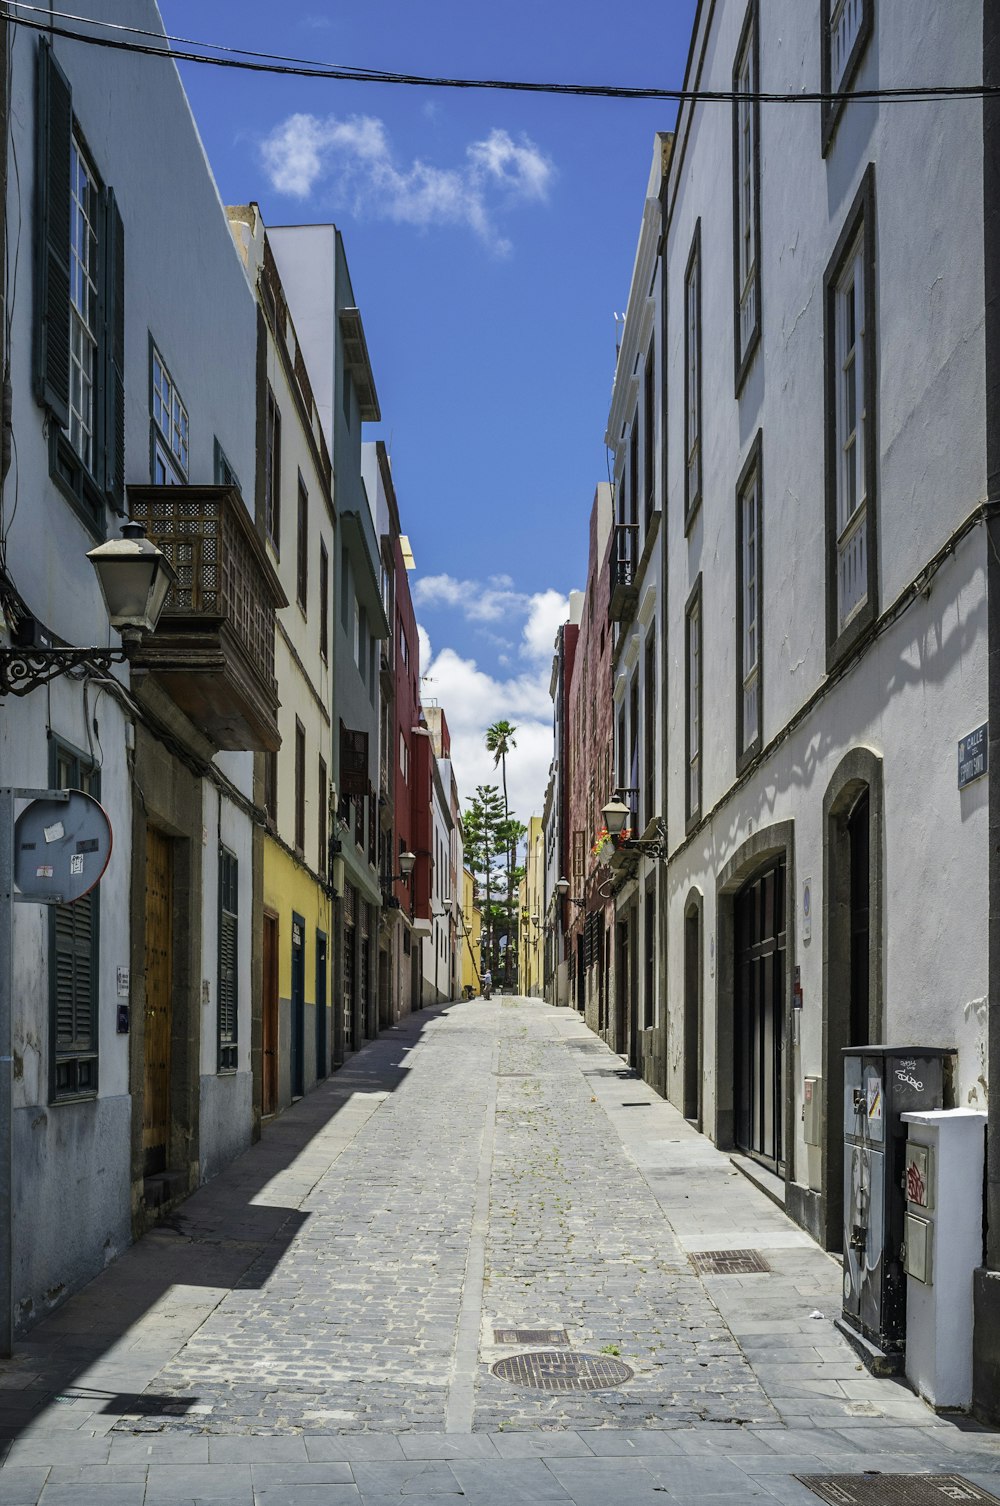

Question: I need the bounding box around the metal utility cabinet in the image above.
[840,1046,954,1369]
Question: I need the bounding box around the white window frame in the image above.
[733,5,759,380]
[151,344,189,482]
[830,0,864,92]
[684,227,702,524]
[738,454,761,758]
[69,136,99,473]
[686,585,702,825]
[835,232,867,630]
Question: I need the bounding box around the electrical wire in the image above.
[2,3,996,105]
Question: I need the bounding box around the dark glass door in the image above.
[734,859,785,1171]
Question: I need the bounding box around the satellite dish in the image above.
[13,792,113,904]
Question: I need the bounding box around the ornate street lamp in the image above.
[555,876,586,910]
[600,793,668,861]
[0,521,177,697]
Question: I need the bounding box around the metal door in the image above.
[734,858,785,1171]
[315,931,328,1080]
[262,912,278,1115]
[291,913,305,1098]
[143,826,173,1176]
[344,920,356,1050]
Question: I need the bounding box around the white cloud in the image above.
[419,642,554,823]
[259,115,554,252]
[413,574,578,820]
[413,574,567,663]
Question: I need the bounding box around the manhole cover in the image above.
[492,1351,634,1392]
[691,1248,770,1275]
[494,1328,570,1346]
[795,1476,1000,1505]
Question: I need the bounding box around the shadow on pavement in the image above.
[0,1002,455,1449]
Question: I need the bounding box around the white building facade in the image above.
[0,5,282,1325]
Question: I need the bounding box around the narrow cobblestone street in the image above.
[2,997,1000,1504]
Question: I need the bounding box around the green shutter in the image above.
[218,849,238,1071]
[53,891,94,1052]
[33,39,72,428]
[101,187,125,508]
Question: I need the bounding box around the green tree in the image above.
[463,785,506,975]
[486,721,519,985]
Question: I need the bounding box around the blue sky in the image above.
[160,0,697,819]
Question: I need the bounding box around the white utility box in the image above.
[900,1108,986,1410]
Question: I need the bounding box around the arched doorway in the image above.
[683,890,703,1126]
[822,750,884,1251]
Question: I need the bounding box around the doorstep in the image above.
[730,1152,786,1209]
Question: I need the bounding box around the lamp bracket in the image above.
[0,645,126,698]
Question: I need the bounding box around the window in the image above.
[296,475,308,612]
[821,0,873,152]
[644,346,655,525]
[644,626,657,827]
[149,341,188,486]
[295,719,306,854]
[824,166,877,665]
[736,432,763,767]
[399,731,409,782]
[264,749,277,826]
[35,42,125,528]
[733,0,761,389]
[69,139,98,474]
[318,757,328,879]
[684,221,702,529]
[265,385,281,549]
[50,741,99,1101]
[629,414,639,528]
[214,437,240,490]
[685,576,703,828]
[319,539,329,662]
[354,603,364,675]
[218,848,239,1072]
[628,674,639,830]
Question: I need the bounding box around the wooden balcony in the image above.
[127,485,288,753]
[608,523,640,623]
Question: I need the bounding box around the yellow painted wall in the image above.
[263,836,333,1001]
[460,866,482,996]
[520,816,545,996]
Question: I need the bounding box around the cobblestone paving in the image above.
[5,997,1000,1503]
[476,1016,776,1430]
[130,1017,494,1433]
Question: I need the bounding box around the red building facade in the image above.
[566,484,618,1040]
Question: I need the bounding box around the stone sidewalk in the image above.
[1,996,999,1504]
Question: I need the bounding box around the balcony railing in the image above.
[127,485,287,752]
[609,522,640,622]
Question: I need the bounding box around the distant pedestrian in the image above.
[481,968,492,1000]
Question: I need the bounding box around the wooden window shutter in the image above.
[33,39,72,428]
[101,188,125,508]
[217,849,238,1071]
[53,891,94,1051]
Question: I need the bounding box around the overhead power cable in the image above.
[2,2,997,104]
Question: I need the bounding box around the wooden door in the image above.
[143,826,173,1176]
[262,913,278,1116]
[734,858,786,1171]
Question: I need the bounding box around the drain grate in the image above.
[492,1350,634,1392]
[493,1327,570,1346]
[690,1248,771,1275]
[795,1477,1000,1505]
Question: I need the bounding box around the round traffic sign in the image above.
[13,792,113,903]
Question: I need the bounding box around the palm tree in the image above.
[485,721,517,821]
[485,721,518,985]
